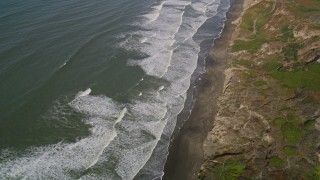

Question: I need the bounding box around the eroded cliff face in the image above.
[200,0,320,179]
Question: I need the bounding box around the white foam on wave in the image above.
[115,140,161,180]
[0,86,172,180]
[205,0,221,17]
[86,107,127,170]
[134,95,186,179]
[153,1,166,11]
[123,1,192,78]
[130,101,167,122]
[158,86,164,91]
[58,62,67,69]
[112,100,168,180]
[125,0,220,79]
[75,96,169,180]
[140,37,148,43]
[141,1,166,22]
[76,88,91,98]
[141,12,160,22]
[0,95,126,179]
[159,0,220,97]
[190,2,207,13]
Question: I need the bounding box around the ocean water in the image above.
[0,0,231,179]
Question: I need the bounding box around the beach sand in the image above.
[163,1,244,179]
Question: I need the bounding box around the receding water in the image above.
[0,0,231,179]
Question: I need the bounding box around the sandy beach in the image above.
[163,1,244,179]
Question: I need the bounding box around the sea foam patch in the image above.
[75,88,91,98]
[0,95,126,179]
[123,0,191,78]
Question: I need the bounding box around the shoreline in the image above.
[163,1,244,179]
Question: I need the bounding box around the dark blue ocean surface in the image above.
[0,0,230,179]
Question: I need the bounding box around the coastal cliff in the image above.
[200,0,320,179]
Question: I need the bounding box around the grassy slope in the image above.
[200,0,320,179]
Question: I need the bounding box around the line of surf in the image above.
[85,107,127,170]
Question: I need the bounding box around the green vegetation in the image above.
[274,117,286,126]
[281,123,303,144]
[267,156,286,169]
[212,162,246,180]
[243,70,258,78]
[301,167,320,180]
[262,57,320,91]
[262,59,282,72]
[295,5,320,13]
[240,17,254,32]
[315,166,320,179]
[312,35,320,41]
[271,63,320,90]
[286,113,295,121]
[281,25,294,42]
[283,42,302,61]
[240,1,274,32]
[304,166,320,180]
[232,38,267,53]
[254,80,267,87]
[303,119,316,131]
[287,0,320,18]
[236,59,251,67]
[279,104,289,111]
[283,146,296,156]
[309,24,320,30]
[233,1,276,53]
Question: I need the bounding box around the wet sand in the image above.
[163,1,244,179]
